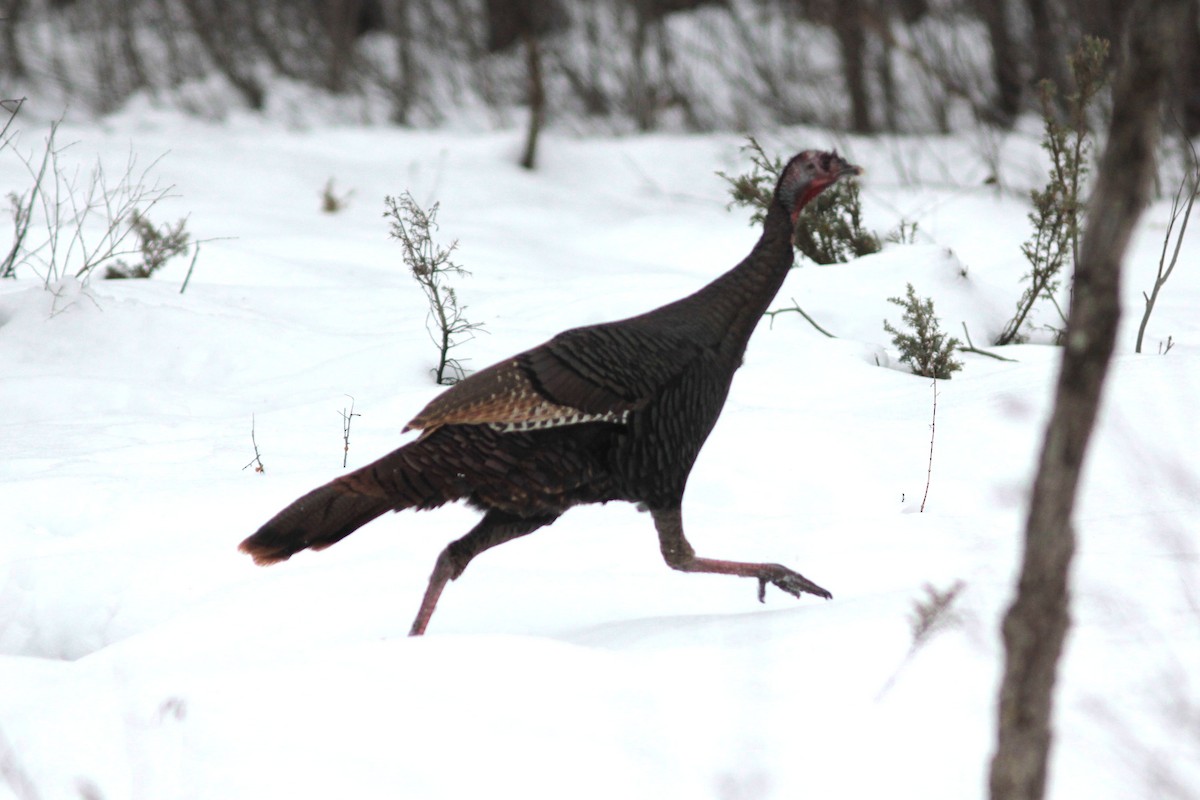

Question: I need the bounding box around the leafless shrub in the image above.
[385,191,484,385]
[3,120,177,285]
[242,414,265,474]
[1,99,35,279]
[340,395,360,468]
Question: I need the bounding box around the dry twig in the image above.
[243,414,265,473]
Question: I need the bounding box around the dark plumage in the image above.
[241,149,863,635]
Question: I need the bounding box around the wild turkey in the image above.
[241,149,862,635]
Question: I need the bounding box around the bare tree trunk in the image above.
[1071,0,1124,44]
[631,8,654,131]
[323,0,361,93]
[654,15,698,131]
[247,0,296,79]
[877,29,898,131]
[90,1,122,113]
[387,0,415,124]
[150,0,189,87]
[833,0,872,133]
[1,0,28,79]
[519,31,544,170]
[1023,0,1070,111]
[973,0,1022,127]
[116,0,149,94]
[556,4,610,117]
[1177,0,1200,137]
[987,2,1187,799]
[181,0,266,109]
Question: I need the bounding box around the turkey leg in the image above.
[409,509,558,636]
[651,507,832,602]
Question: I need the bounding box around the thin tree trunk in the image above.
[90,1,121,113]
[1074,0,1123,44]
[151,0,189,88]
[833,0,872,133]
[987,2,1187,799]
[561,4,610,116]
[974,0,1021,127]
[323,0,361,93]
[1177,0,1200,137]
[116,0,149,94]
[878,24,898,131]
[182,0,266,110]
[519,32,544,170]
[631,10,653,131]
[247,0,296,79]
[1024,0,1070,113]
[388,0,415,124]
[1,0,28,80]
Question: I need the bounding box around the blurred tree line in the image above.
[2,0,1198,138]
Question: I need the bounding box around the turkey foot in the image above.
[753,563,832,603]
[652,508,832,604]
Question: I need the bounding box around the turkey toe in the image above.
[757,566,832,603]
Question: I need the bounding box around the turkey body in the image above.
[404,330,731,519]
[241,149,861,634]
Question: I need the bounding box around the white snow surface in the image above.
[1,111,1198,799]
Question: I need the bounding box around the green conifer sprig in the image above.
[884,283,963,379]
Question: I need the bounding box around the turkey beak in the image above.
[834,156,864,180]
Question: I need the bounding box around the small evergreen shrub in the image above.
[2,114,180,284]
[793,180,881,264]
[105,212,191,279]
[716,136,781,228]
[718,136,880,265]
[995,37,1108,346]
[883,283,963,379]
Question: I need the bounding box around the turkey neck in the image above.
[658,197,795,362]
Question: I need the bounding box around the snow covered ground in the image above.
[1,107,1198,799]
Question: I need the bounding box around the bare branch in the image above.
[1136,139,1197,352]
[339,395,360,468]
[959,322,1018,362]
[764,298,836,338]
[921,379,938,512]
[242,415,265,474]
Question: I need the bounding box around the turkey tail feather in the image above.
[239,480,394,565]
[240,438,458,565]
